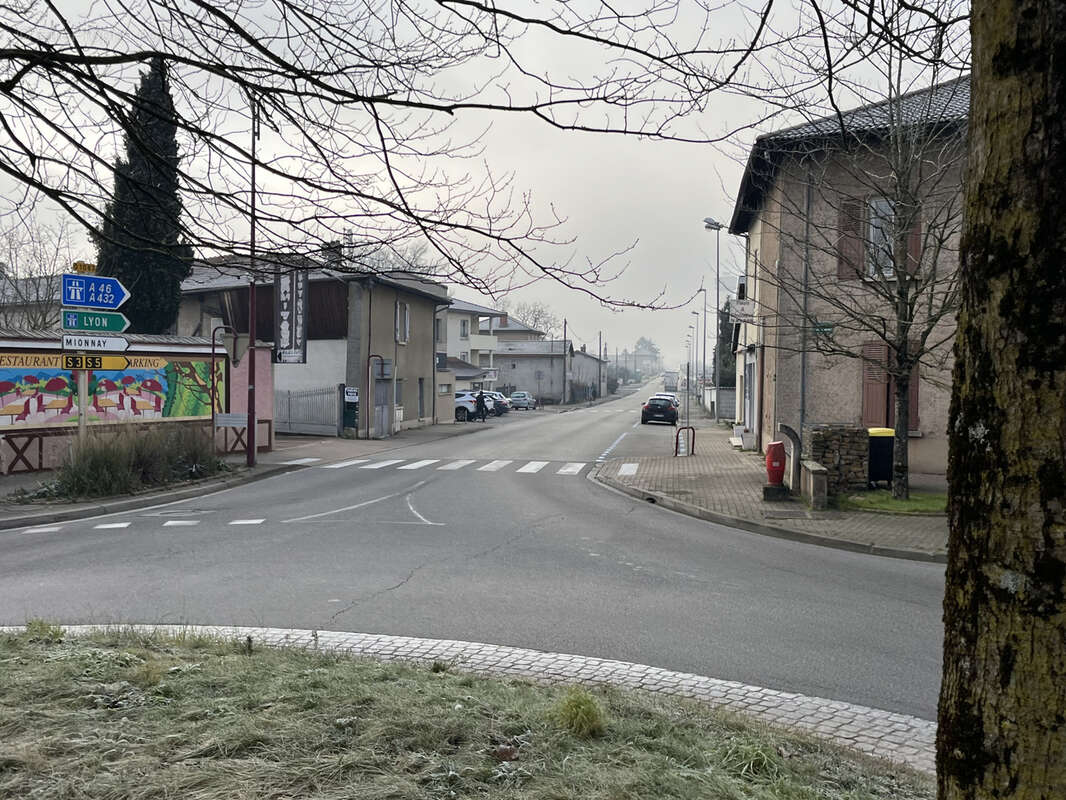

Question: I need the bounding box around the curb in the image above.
[0,464,297,531]
[590,468,947,564]
[0,623,936,775]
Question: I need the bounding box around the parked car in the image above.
[455,390,495,421]
[641,396,678,425]
[653,392,680,408]
[509,391,538,410]
[486,391,511,415]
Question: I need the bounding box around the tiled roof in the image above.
[730,75,970,234]
[448,298,506,317]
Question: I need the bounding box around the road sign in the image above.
[72,261,97,274]
[61,334,130,352]
[61,354,129,370]
[61,309,130,333]
[61,273,130,310]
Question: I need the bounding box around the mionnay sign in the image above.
[62,334,130,352]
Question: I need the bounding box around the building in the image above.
[435,298,505,391]
[179,258,449,438]
[481,314,545,343]
[495,339,606,404]
[728,76,968,474]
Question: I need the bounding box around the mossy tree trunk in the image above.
[938,0,1066,797]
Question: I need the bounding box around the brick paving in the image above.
[3,624,936,774]
[596,423,948,560]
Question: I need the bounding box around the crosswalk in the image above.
[280,455,595,476]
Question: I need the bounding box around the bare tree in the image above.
[0,0,815,308]
[938,0,1066,797]
[0,216,74,329]
[498,299,560,339]
[734,4,968,498]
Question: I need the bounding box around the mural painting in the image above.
[0,352,225,428]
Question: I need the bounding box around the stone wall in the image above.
[802,423,869,496]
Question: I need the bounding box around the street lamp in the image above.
[703,216,723,423]
[696,287,707,397]
[691,309,700,406]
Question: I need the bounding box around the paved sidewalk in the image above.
[1,623,936,775]
[595,423,948,561]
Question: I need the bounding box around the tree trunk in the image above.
[938,0,1066,797]
[891,373,910,500]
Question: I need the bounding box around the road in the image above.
[0,386,946,720]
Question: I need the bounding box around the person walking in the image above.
[475,390,488,422]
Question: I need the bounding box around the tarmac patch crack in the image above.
[328,561,430,622]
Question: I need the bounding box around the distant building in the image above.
[436,298,506,391]
[481,313,545,343]
[495,339,605,404]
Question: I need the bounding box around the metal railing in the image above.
[274,384,342,436]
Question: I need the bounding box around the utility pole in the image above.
[704,217,723,423]
[562,318,568,404]
[246,95,260,467]
[598,331,602,399]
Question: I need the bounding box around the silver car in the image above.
[509,391,537,410]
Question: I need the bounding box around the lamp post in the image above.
[691,309,700,406]
[703,217,723,423]
[697,287,707,401]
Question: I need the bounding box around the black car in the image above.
[641,397,678,425]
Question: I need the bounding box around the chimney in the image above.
[499,313,508,327]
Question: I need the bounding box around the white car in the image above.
[509,391,537,410]
[454,390,495,421]
[486,391,511,415]
[653,392,680,408]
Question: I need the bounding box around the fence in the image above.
[274,384,342,436]
[703,386,737,420]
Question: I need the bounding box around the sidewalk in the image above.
[594,421,948,562]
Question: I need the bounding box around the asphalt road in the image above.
[0,386,946,719]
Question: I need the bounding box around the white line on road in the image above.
[556,462,587,475]
[360,459,405,469]
[619,463,639,476]
[478,460,513,471]
[516,461,549,473]
[596,432,628,463]
[284,482,426,523]
[438,460,475,470]
[20,526,61,535]
[229,519,265,525]
[320,459,369,469]
[280,457,322,465]
[406,494,445,526]
[163,520,199,527]
[94,522,130,529]
[398,459,440,470]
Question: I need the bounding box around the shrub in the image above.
[552,687,607,738]
[52,425,225,498]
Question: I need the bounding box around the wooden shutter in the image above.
[887,362,921,431]
[838,198,865,280]
[861,342,889,427]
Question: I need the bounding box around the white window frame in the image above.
[866,196,895,280]
[459,318,469,339]
[438,383,452,394]
[395,301,410,344]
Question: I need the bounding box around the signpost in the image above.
[61,354,130,371]
[60,269,132,443]
[62,334,129,352]
[62,310,130,333]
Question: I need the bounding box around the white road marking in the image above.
[229,519,265,525]
[280,457,321,465]
[361,459,405,469]
[163,520,199,527]
[320,459,369,469]
[557,462,587,475]
[516,460,549,473]
[619,463,639,476]
[94,522,130,529]
[20,526,61,535]
[406,494,445,526]
[284,481,426,523]
[438,460,475,470]
[596,432,628,462]
[398,459,440,470]
[478,460,513,471]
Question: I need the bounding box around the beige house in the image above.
[435,298,505,391]
[728,76,969,474]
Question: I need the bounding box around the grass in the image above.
[24,425,228,501]
[0,626,934,800]
[837,489,947,514]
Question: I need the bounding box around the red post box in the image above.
[765,441,786,486]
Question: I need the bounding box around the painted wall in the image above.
[274,339,348,392]
[227,346,275,448]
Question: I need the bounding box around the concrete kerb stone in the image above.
[587,466,947,565]
[0,623,936,775]
[0,463,298,531]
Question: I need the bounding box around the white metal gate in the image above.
[274,385,342,436]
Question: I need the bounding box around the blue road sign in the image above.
[61,273,130,310]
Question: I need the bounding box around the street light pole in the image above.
[691,309,700,406]
[697,287,707,402]
[703,217,723,424]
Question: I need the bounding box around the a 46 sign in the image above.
[61,273,130,311]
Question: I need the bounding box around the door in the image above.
[418,378,425,419]
[374,379,390,438]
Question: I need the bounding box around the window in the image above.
[838,196,922,281]
[395,301,409,343]
[439,383,452,394]
[460,318,469,339]
[460,351,468,362]
[866,197,895,279]
[395,379,404,406]
[434,317,443,343]
[861,342,920,430]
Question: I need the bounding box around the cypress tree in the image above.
[97,56,191,334]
